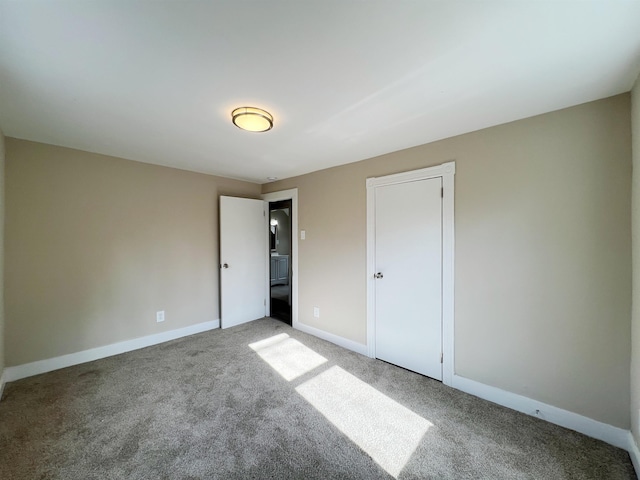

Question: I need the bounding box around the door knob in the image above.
[375,272,383,279]
[222,263,229,269]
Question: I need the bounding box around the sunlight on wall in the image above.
[250,333,432,478]
[249,333,328,381]
[296,366,432,477]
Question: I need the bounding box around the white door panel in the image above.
[220,196,266,329]
[374,178,443,379]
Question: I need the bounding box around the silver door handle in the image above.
[375,272,383,279]
[221,263,229,269]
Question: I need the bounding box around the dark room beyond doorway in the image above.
[269,199,292,325]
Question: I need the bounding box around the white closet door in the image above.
[220,196,266,329]
[374,178,443,380]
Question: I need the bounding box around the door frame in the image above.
[366,162,455,386]
[262,188,299,328]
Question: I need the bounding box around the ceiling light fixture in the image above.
[231,106,273,132]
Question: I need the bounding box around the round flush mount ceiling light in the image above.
[231,106,273,132]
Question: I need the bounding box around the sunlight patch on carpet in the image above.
[296,365,432,478]
[249,333,328,381]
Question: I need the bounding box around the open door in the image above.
[220,196,267,329]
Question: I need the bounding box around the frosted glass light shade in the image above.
[231,107,273,132]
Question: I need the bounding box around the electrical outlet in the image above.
[301,230,306,240]
[313,306,320,318]
[156,310,165,323]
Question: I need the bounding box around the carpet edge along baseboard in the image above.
[2,319,220,382]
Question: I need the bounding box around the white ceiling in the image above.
[1,1,639,184]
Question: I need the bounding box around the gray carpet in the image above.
[0,318,635,479]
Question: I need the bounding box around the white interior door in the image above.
[374,178,443,380]
[220,196,266,329]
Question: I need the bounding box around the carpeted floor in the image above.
[0,318,636,479]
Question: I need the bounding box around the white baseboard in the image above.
[628,432,640,475]
[3,319,220,383]
[293,321,368,356]
[451,374,629,450]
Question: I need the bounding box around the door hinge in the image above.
[441,187,444,198]
[264,298,266,306]
[263,210,266,217]
[440,352,443,364]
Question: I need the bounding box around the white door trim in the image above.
[262,188,299,329]
[366,162,455,386]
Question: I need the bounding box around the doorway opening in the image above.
[269,199,292,325]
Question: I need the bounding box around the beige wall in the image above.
[0,128,5,379]
[5,139,260,366]
[632,75,640,448]
[264,94,632,429]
